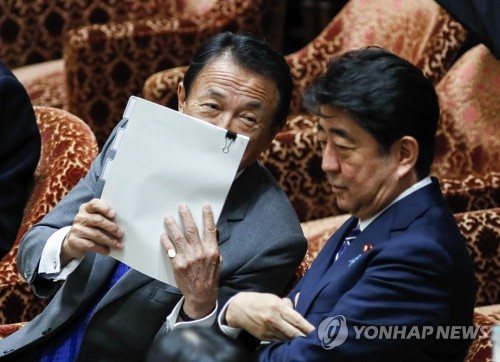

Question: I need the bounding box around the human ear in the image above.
[393,136,419,179]
[177,82,186,113]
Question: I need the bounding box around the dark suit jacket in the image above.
[258,179,475,362]
[0,120,307,360]
[436,0,500,58]
[0,61,40,258]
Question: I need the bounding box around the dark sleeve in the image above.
[0,73,40,258]
[436,0,500,58]
[257,235,465,362]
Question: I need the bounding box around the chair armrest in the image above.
[454,208,500,307]
[0,107,98,324]
[441,172,500,213]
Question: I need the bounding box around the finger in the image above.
[160,232,177,258]
[202,204,218,244]
[163,214,186,251]
[280,305,315,335]
[74,212,123,239]
[69,224,123,250]
[274,318,308,340]
[178,204,199,244]
[83,199,116,218]
[66,231,112,256]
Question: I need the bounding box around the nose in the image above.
[213,113,233,130]
[321,143,340,173]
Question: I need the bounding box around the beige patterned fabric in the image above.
[0,107,98,324]
[432,45,500,180]
[455,209,500,307]
[465,304,500,362]
[441,172,499,214]
[13,60,68,111]
[285,0,466,113]
[0,0,164,69]
[143,0,467,116]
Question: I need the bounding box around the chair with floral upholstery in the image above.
[13,0,286,147]
[143,0,466,114]
[0,106,98,335]
[8,0,170,112]
[0,0,164,69]
[432,44,500,180]
[264,44,500,222]
[142,0,468,222]
[465,304,500,362]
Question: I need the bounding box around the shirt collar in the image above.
[358,176,432,231]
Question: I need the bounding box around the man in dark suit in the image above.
[0,33,307,360]
[223,47,476,362]
[0,60,40,258]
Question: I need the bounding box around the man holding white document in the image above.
[0,32,307,361]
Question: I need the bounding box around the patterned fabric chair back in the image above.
[0,0,165,69]
[63,0,285,147]
[286,0,467,113]
[142,0,468,222]
[0,106,98,325]
[433,44,500,180]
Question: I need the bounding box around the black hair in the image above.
[183,31,293,133]
[145,326,253,362]
[303,47,440,179]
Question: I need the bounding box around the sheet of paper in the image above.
[101,96,249,286]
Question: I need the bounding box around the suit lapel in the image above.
[296,179,445,316]
[296,217,357,315]
[217,163,260,245]
[85,254,153,310]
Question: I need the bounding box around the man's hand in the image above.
[226,292,315,342]
[161,203,221,320]
[61,199,123,265]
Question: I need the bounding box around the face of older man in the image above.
[177,54,279,171]
[317,105,416,220]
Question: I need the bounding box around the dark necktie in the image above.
[334,225,361,262]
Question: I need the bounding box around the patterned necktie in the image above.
[334,225,361,262]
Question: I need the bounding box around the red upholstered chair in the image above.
[9,1,169,112]
[0,1,164,69]
[142,0,467,222]
[465,304,500,362]
[0,106,98,326]
[14,0,286,147]
[144,0,467,111]
[264,44,500,222]
[285,0,466,114]
[432,44,500,180]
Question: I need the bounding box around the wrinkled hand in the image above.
[161,203,221,319]
[61,199,123,265]
[226,292,315,342]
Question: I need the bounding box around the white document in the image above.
[101,96,249,286]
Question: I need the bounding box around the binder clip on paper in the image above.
[222,131,237,153]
